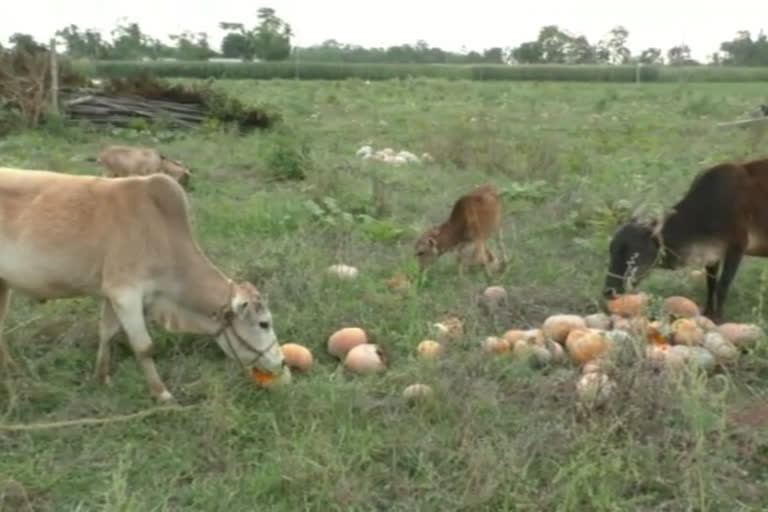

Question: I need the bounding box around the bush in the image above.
[71,60,768,84]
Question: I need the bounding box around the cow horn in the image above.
[629,204,647,224]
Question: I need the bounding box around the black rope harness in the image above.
[214,281,278,374]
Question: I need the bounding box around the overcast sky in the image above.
[2,0,765,61]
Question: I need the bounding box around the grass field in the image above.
[1,78,768,510]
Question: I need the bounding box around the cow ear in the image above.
[230,292,250,318]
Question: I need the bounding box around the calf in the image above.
[603,156,768,323]
[96,145,192,189]
[414,184,507,276]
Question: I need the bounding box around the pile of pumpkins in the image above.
[469,289,764,406]
[253,287,764,407]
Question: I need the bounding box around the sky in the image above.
[2,0,766,62]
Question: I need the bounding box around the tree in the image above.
[719,30,768,66]
[219,7,293,61]
[8,33,46,54]
[170,31,217,60]
[221,32,251,59]
[55,24,110,59]
[597,26,631,64]
[667,44,697,65]
[511,41,543,64]
[510,26,601,64]
[483,47,504,64]
[638,47,663,65]
[252,7,293,60]
[109,20,165,59]
[568,36,598,64]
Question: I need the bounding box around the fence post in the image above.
[49,38,59,114]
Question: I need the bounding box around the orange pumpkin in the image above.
[567,330,610,364]
[542,314,587,343]
[565,328,592,354]
[671,318,704,345]
[606,293,649,317]
[662,296,700,318]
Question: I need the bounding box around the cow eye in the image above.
[259,321,270,329]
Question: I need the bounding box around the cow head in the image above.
[214,281,285,376]
[414,227,441,271]
[602,211,665,299]
[160,156,193,190]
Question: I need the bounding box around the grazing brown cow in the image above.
[603,156,768,323]
[96,145,192,188]
[414,184,507,276]
[0,167,284,402]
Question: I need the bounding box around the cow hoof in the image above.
[156,390,175,403]
[1,356,17,371]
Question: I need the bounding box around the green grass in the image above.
[72,59,768,83]
[1,78,768,510]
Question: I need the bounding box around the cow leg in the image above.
[94,299,122,386]
[703,263,720,319]
[455,243,470,277]
[108,291,173,402]
[473,239,494,277]
[495,226,508,267]
[710,247,744,324]
[0,281,15,370]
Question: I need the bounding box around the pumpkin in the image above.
[479,286,507,312]
[576,372,615,407]
[606,293,649,317]
[693,315,717,332]
[688,346,716,372]
[343,344,386,374]
[432,315,464,341]
[664,345,692,369]
[482,336,511,354]
[702,332,739,362]
[543,338,566,363]
[582,358,611,374]
[542,314,587,343]
[717,323,765,350]
[327,327,368,359]
[565,328,592,354]
[513,338,551,366]
[503,329,526,344]
[611,314,648,336]
[327,263,359,280]
[252,366,292,388]
[512,338,534,358]
[662,296,701,318]
[584,313,612,330]
[417,340,444,358]
[403,383,434,401]
[646,343,671,363]
[280,343,314,372]
[647,322,671,345]
[670,318,704,345]
[566,330,610,364]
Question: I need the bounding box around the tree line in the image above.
[3,7,768,67]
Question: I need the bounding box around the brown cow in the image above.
[0,167,284,402]
[603,156,768,323]
[96,145,192,188]
[414,184,507,277]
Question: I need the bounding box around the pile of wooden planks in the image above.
[61,90,208,128]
